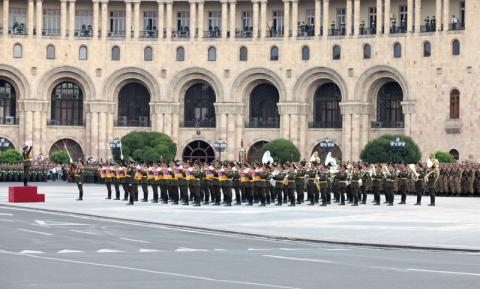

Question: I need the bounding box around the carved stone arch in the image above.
[169,67,224,103]
[0,64,30,101]
[0,136,17,151]
[49,137,85,161]
[39,66,95,102]
[247,139,270,162]
[103,67,160,103]
[231,68,286,104]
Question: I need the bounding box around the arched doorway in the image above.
[248,83,279,128]
[49,138,84,161]
[183,83,216,128]
[313,82,342,128]
[0,79,17,124]
[247,140,269,162]
[377,81,404,128]
[0,137,14,151]
[50,81,84,126]
[117,82,150,127]
[182,140,215,163]
[449,149,459,161]
[311,141,343,162]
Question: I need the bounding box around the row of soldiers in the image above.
[69,159,480,207]
[0,164,48,182]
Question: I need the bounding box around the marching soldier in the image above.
[231,166,242,205]
[149,165,159,203]
[72,162,84,201]
[306,163,319,205]
[126,164,138,205]
[284,164,297,206]
[414,169,426,205]
[295,162,306,204]
[350,167,361,206]
[272,164,285,206]
[191,165,202,206]
[336,168,348,206]
[398,167,408,204]
[178,165,189,205]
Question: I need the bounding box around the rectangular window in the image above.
[143,11,158,32]
[9,7,27,29]
[75,10,93,36]
[399,5,407,27]
[43,9,61,36]
[208,11,221,31]
[305,9,315,26]
[460,1,465,28]
[242,11,252,30]
[369,7,377,28]
[176,11,190,31]
[109,11,126,36]
[272,10,284,36]
[336,8,345,30]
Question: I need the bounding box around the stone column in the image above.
[435,0,441,31]
[40,109,47,156]
[171,113,179,144]
[260,0,267,38]
[314,0,321,36]
[384,0,390,34]
[90,112,99,160]
[351,114,360,161]
[93,0,99,38]
[198,0,204,37]
[322,0,329,38]
[376,0,382,35]
[229,0,236,39]
[36,0,43,38]
[68,0,76,39]
[189,0,196,38]
[443,0,449,31]
[107,111,114,160]
[414,0,421,33]
[353,0,360,35]
[342,113,352,161]
[401,101,415,137]
[360,114,369,153]
[133,0,140,39]
[298,113,307,159]
[283,0,290,38]
[346,0,352,35]
[165,0,172,38]
[101,0,108,39]
[24,111,33,145]
[2,0,8,37]
[227,114,236,160]
[407,0,413,32]
[291,0,298,37]
[157,0,164,38]
[164,113,172,137]
[252,0,259,38]
[27,0,34,36]
[221,0,228,38]
[235,113,244,160]
[125,0,132,39]
[98,111,107,161]
[60,0,67,37]
[219,114,227,140]
[32,111,41,156]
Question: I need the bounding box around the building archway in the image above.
[182,140,215,163]
[248,83,279,128]
[117,82,151,127]
[449,149,459,161]
[313,82,342,128]
[311,141,343,162]
[376,81,404,128]
[50,81,84,126]
[49,138,84,161]
[183,83,216,128]
[0,79,17,124]
[247,140,269,162]
[0,137,15,151]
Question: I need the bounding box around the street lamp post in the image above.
[320,138,335,153]
[109,138,123,161]
[213,138,227,162]
[390,137,406,163]
[0,138,10,151]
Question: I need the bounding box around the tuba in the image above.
[262,151,274,165]
[309,151,321,168]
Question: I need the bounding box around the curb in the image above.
[2,203,479,253]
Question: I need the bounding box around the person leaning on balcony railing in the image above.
[452,15,458,30]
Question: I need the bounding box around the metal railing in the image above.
[9,24,27,35]
[371,121,404,129]
[245,118,280,128]
[203,29,221,38]
[266,29,283,37]
[108,30,126,38]
[235,29,254,38]
[48,119,83,126]
[115,118,150,127]
[359,26,377,35]
[0,117,18,125]
[308,121,342,129]
[180,119,216,128]
[42,29,61,36]
[140,30,158,38]
[389,25,407,34]
[448,23,465,31]
[172,28,190,38]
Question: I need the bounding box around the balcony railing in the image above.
[180,119,216,128]
[297,27,315,37]
[420,25,435,33]
[9,24,27,36]
[359,26,377,35]
[308,121,342,129]
[246,118,280,128]
[75,28,93,37]
[108,30,126,38]
[448,23,465,31]
[204,29,221,38]
[115,118,150,127]
[389,25,407,34]
[328,26,346,36]
[48,119,83,126]
[140,29,158,38]
[0,116,18,125]
[235,29,254,38]
[371,121,404,129]
[42,29,61,36]
[267,29,283,38]
[172,28,190,38]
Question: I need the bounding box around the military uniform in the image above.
[336,171,348,205]
[306,168,319,205]
[385,174,395,206]
[272,170,285,206]
[149,167,159,203]
[284,170,296,206]
[219,169,233,206]
[414,171,426,205]
[398,170,408,204]
[350,171,361,206]
[73,165,84,200]
[295,167,306,204]
[371,173,381,205]
[231,169,241,205]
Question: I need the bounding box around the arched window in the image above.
[270,46,279,61]
[183,83,216,127]
[112,46,120,61]
[393,43,402,58]
[117,83,151,127]
[313,83,342,128]
[332,45,341,60]
[302,45,310,60]
[450,89,460,119]
[79,45,88,60]
[144,46,153,61]
[208,47,216,61]
[50,82,83,126]
[46,44,55,59]
[0,80,17,125]
[452,39,460,56]
[248,83,280,128]
[377,82,404,128]
[239,46,248,61]
[176,46,185,61]
[13,43,22,58]
[423,41,431,57]
[363,44,372,59]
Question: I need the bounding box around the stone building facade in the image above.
[0,0,476,162]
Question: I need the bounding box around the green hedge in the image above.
[434,151,455,163]
[360,134,421,163]
[0,149,23,164]
[261,139,300,163]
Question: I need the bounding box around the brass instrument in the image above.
[408,164,419,182]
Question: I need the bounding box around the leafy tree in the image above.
[121,131,176,162]
[261,139,300,163]
[434,151,455,163]
[50,150,71,164]
[360,134,421,163]
[0,149,23,164]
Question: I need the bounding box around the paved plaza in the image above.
[1,182,480,251]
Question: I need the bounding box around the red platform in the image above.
[8,186,45,203]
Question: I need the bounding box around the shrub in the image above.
[434,151,455,163]
[360,134,421,163]
[0,149,23,164]
[121,131,177,162]
[50,150,71,164]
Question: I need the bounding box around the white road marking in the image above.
[263,255,332,264]
[35,220,89,226]
[17,229,53,236]
[19,250,44,254]
[407,268,480,277]
[0,213,13,216]
[213,249,227,251]
[120,237,150,244]
[324,248,352,251]
[279,248,311,251]
[248,248,273,251]
[139,249,163,253]
[175,247,209,252]
[0,250,302,289]
[97,249,125,253]
[0,218,13,222]
[58,250,84,254]
[70,229,98,235]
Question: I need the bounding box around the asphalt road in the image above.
[0,206,479,289]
